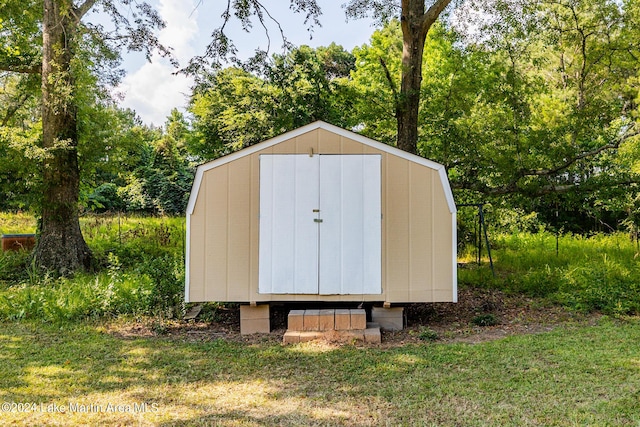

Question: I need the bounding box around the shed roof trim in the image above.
[186,121,456,215]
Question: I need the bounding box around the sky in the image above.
[113,0,379,127]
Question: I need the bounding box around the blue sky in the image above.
[113,0,379,126]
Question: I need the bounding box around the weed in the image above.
[198,302,229,322]
[150,318,169,334]
[3,213,640,323]
[0,250,30,283]
[471,313,498,327]
[136,254,184,318]
[417,326,438,341]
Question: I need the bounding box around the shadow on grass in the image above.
[1,319,640,426]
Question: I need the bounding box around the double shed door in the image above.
[259,154,382,295]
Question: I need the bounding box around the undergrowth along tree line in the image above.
[1,212,640,323]
[0,213,185,322]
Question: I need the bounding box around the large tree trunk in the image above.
[397,1,427,154]
[35,0,92,275]
[396,0,453,154]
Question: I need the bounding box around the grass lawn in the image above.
[2,213,640,425]
[1,317,639,426]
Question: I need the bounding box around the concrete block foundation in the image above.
[371,306,404,331]
[240,304,270,335]
[284,309,380,344]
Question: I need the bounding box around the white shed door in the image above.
[258,155,319,294]
[259,154,381,295]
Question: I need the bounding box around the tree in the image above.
[345,0,454,154]
[0,72,41,210]
[190,0,454,154]
[348,2,639,228]
[189,44,356,161]
[142,110,194,215]
[189,67,278,158]
[0,0,171,275]
[452,0,640,197]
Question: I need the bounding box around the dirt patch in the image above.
[399,287,597,345]
[105,288,597,346]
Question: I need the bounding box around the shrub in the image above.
[86,183,125,212]
[471,313,498,327]
[136,254,184,318]
[417,327,438,342]
[0,250,30,283]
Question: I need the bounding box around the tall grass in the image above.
[0,213,185,323]
[460,231,640,315]
[2,212,640,322]
[0,212,37,234]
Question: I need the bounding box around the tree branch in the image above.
[536,179,640,195]
[0,62,41,75]
[453,177,640,197]
[421,0,454,34]
[1,92,32,126]
[378,56,398,115]
[73,0,99,23]
[526,126,639,177]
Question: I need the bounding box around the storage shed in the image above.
[185,121,457,331]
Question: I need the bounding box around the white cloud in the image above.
[118,0,198,126]
[119,60,192,126]
[157,0,199,61]
[118,0,379,126]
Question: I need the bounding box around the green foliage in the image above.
[77,108,195,215]
[461,230,640,316]
[471,313,498,327]
[135,254,185,318]
[0,0,41,72]
[85,183,124,212]
[189,44,357,161]
[348,3,639,230]
[350,20,403,145]
[0,74,41,211]
[0,213,185,322]
[0,250,31,284]
[138,114,194,215]
[1,273,153,323]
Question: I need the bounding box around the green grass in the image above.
[459,231,640,315]
[0,213,185,322]
[0,318,639,426]
[2,214,640,424]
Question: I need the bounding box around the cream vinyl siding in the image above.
[186,122,456,303]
